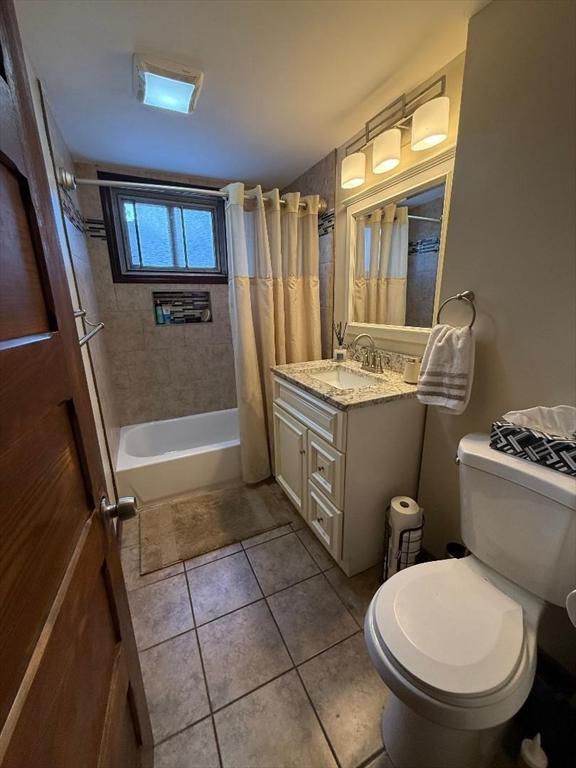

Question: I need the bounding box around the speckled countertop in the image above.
[271,359,418,411]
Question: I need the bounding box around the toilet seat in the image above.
[372,558,525,698]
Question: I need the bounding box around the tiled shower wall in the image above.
[43,105,121,463]
[405,197,443,328]
[282,151,336,359]
[74,162,237,427]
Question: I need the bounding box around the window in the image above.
[100,173,227,283]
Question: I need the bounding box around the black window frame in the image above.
[99,171,228,284]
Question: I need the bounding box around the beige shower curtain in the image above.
[223,182,321,483]
[353,203,409,325]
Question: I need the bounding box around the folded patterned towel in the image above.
[417,324,475,414]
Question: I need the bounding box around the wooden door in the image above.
[0,2,152,766]
[273,403,307,518]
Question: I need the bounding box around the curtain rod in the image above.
[57,170,327,214]
[359,211,441,223]
[408,214,442,222]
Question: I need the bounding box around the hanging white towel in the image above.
[417,324,475,414]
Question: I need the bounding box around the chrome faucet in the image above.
[348,333,375,356]
[348,333,388,374]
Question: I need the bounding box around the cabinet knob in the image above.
[317,516,324,524]
[318,465,325,473]
[300,449,306,455]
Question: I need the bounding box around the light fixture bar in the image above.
[344,75,446,157]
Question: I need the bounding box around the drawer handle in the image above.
[317,516,324,524]
[317,465,325,473]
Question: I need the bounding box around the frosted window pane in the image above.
[134,202,178,268]
[183,209,216,268]
[121,197,219,272]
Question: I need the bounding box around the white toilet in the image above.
[365,433,576,768]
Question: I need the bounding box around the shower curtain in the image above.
[353,203,409,325]
[223,182,321,483]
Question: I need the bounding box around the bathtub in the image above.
[115,408,241,503]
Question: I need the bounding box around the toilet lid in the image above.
[373,558,524,697]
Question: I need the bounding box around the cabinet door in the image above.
[273,404,307,517]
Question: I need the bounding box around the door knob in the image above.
[101,495,138,521]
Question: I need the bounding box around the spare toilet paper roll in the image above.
[390,496,422,529]
[386,497,423,579]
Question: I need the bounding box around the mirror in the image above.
[350,181,446,328]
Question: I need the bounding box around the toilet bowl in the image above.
[364,556,544,768]
[362,433,576,768]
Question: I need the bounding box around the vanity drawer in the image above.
[273,376,346,451]
[307,482,343,561]
[307,431,345,508]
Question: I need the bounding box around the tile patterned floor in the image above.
[122,513,391,768]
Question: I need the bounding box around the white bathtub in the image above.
[116,408,241,503]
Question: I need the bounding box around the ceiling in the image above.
[15,0,487,188]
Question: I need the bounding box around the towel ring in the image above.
[436,290,476,328]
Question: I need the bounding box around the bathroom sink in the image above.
[309,367,374,390]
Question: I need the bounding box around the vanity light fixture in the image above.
[341,152,366,189]
[411,96,450,151]
[134,54,204,114]
[372,128,401,173]
[340,77,450,189]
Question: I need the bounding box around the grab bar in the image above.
[79,322,104,347]
[75,307,104,346]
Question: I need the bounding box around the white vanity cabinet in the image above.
[273,374,425,576]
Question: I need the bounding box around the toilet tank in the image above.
[458,434,576,606]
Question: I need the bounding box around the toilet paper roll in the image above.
[385,497,423,579]
[389,496,422,529]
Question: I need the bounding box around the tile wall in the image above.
[43,104,121,464]
[405,197,443,328]
[74,162,237,427]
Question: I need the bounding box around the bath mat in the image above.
[138,480,300,574]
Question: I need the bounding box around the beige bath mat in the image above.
[139,480,299,574]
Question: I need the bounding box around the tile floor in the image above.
[121,512,391,768]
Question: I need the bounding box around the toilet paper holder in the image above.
[383,515,425,581]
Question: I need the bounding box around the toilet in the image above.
[364,433,576,768]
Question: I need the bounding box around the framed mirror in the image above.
[342,155,454,351]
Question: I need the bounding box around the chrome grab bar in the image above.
[75,307,104,346]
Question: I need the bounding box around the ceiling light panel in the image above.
[134,54,204,114]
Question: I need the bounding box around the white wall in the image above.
[418,0,576,670]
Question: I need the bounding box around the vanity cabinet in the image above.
[273,374,425,576]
